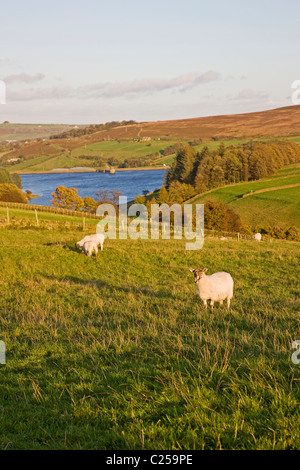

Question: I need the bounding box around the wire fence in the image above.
[0,201,100,219]
[204,229,253,240]
[0,203,260,241]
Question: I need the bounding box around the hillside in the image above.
[71,104,300,141]
[189,163,300,228]
[1,105,300,173]
[0,123,75,143]
[0,222,299,449]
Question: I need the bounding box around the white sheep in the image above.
[253,233,261,242]
[82,240,98,257]
[189,267,234,309]
[75,233,104,251]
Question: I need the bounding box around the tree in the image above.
[224,153,242,183]
[218,142,226,157]
[204,200,241,232]
[95,188,122,205]
[10,173,22,189]
[0,169,13,184]
[165,145,196,186]
[194,170,208,193]
[212,165,225,186]
[0,183,28,203]
[157,186,170,204]
[168,181,195,203]
[83,196,98,213]
[51,186,84,210]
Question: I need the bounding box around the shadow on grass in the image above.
[44,242,80,253]
[41,274,171,298]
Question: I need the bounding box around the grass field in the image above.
[74,139,180,159]
[0,123,73,143]
[0,223,299,450]
[2,126,300,173]
[190,165,300,228]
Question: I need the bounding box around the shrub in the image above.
[0,184,28,203]
[0,169,13,184]
[51,186,84,211]
[240,224,300,241]
[203,200,242,232]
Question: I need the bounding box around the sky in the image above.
[0,0,299,124]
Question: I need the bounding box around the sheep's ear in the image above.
[189,268,195,273]
[203,268,208,273]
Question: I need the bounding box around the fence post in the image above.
[83,217,85,231]
[35,209,39,227]
[6,207,9,224]
[237,232,240,241]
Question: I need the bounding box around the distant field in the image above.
[67,105,300,141]
[0,123,73,142]
[3,138,181,172]
[190,165,300,228]
[1,104,300,172]
[74,139,179,159]
[152,136,300,167]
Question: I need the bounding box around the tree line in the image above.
[51,186,122,213]
[50,120,137,140]
[164,140,300,197]
[0,169,27,203]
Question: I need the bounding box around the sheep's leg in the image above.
[210,300,214,309]
[203,300,208,309]
[101,243,103,251]
[219,300,223,306]
[227,298,231,309]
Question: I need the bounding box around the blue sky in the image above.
[0,0,299,123]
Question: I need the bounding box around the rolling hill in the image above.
[189,163,300,228]
[70,104,300,141]
[1,105,300,173]
[0,122,75,143]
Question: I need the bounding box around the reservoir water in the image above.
[20,169,166,206]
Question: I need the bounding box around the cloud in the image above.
[4,73,45,84]
[78,72,220,98]
[9,85,73,101]
[231,88,269,102]
[7,71,221,101]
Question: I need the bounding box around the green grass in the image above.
[8,154,90,172]
[4,134,300,172]
[7,139,180,172]
[191,168,300,228]
[276,163,300,176]
[0,206,99,226]
[79,139,178,158]
[220,187,300,228]
[0,226,299,449]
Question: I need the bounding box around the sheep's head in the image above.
[189,268,208,283]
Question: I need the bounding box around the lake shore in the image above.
[19,168,166,206]
[15,166,169,175]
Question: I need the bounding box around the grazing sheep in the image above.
[75,233,104,251]
[82,240,98,257]
[253,233,261,242]
[189,267,234,309]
